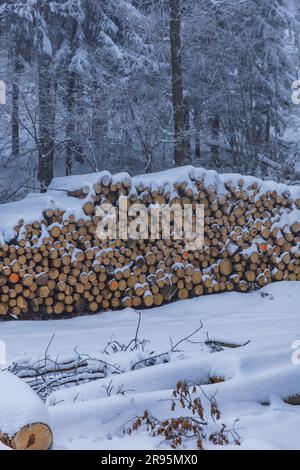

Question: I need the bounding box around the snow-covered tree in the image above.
[0,0,298,198]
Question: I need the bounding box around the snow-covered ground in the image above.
[1,281,300,450]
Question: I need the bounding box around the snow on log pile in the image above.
[0,372,52,450]
[0,165,299,318]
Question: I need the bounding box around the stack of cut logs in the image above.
[0,168,299,318]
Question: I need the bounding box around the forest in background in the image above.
[0,0,300,202]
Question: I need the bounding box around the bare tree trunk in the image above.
[91,79,104,170]
[265,110,271,144]
[65,71,76,176]
[227,118,238,167]
[36,3,55,191]
[184,102,191,163]
[211,114,220,166]
[74,78,84,164]
[12,48,20,159]
[38,56,55,191]
[295,5,300,69]
[194,109,201,161]
[65,18,78,175]
[169,0,186,166]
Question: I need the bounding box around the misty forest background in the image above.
[0,0,300,203]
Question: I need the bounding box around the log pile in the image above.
[0,166,299,318]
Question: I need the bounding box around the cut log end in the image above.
[0,423,53,451]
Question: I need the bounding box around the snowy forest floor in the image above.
[1,281,300,450]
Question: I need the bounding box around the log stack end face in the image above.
[10,423,53,451]
[0,166,298,318]
[0,423,53,450]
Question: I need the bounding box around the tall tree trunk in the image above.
[184,102,191,163]
[169,0,186,166]
[11,49,20,158]
[74,78,84,164]
[65,71,76,176]
[38,56,55,191]
[65,18,79,174]
[265,110,271,144]
[211,114,220,166]
[295,5,300,69]
[91,79,104,170]
[194,109,201,161]
[227,118,238,167]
